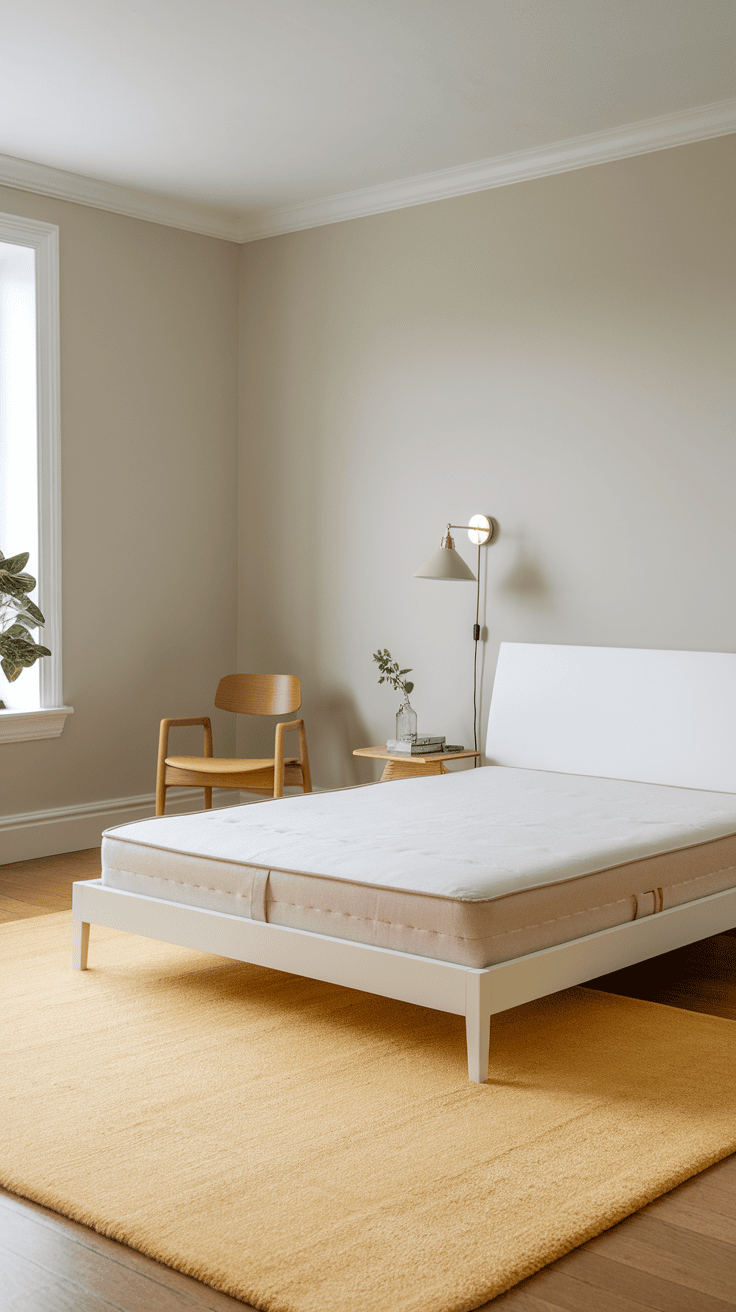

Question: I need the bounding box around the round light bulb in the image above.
[467,514,492,546]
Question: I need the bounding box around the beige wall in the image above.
[0,188,240,824]
[238,135,736,788]
[2,133,734,836]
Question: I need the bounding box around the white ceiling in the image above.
[1,0,734,241]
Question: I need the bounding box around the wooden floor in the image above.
[1,851,735,1311]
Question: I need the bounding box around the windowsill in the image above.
[0,706,73,743]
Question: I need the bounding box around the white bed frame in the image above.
[73,644,736,1082]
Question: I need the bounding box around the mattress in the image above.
[101,766,736,968]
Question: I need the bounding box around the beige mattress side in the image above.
[101,831,736,968]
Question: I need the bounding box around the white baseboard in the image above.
[0,787,274,864]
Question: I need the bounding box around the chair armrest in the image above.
[158,716,213,756]
[160,716,213,731]
[274,719,308,798]
[156,717,213,814]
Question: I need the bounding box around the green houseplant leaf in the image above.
[10,598,45,629]
[0,547,51,685]
[372,649,415,700]
[0,570,37,600]
[0,552,30,575]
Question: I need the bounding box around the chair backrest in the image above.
[214,673,302,716]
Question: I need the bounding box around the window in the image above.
[0,212,69,742]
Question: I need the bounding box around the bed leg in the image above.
[465,973,490,1083]
[73,919,90,971]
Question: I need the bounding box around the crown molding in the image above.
[0,99,734,245]
[0,152,242,242]
[239,98,736,242]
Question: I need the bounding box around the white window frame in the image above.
[0,211,71,743]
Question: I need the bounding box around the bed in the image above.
[72,643,736,1082]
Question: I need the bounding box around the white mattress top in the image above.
[104,766,736,902]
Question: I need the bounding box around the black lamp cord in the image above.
[472,541,481,764]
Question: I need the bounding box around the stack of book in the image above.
[386,736,445,756]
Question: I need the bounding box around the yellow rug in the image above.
[2,912,736,1312]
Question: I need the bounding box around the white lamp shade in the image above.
[414,544,476,581]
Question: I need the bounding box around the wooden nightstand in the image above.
[352,745,481,781]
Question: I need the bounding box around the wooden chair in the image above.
[155,673,312,817]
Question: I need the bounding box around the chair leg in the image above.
[204,786,213,810]
[298,721,312,793]
[156,720,169,816]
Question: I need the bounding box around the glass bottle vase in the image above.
[395,699,418,743]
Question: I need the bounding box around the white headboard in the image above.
[486,643,736,792]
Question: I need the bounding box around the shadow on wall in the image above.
[311,535,552,791]
[307,691,373,791]
[478,532,552,757]
[497,533,550,600]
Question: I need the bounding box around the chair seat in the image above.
[156,684,311,815]
[165,755,300,776]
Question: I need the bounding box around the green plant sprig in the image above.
[0,550,51,683]
[373,649,414,699]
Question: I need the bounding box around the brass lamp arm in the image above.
[441,515,495,549]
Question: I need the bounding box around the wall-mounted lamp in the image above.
[414,513,497,754]
[415,514,494,592]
